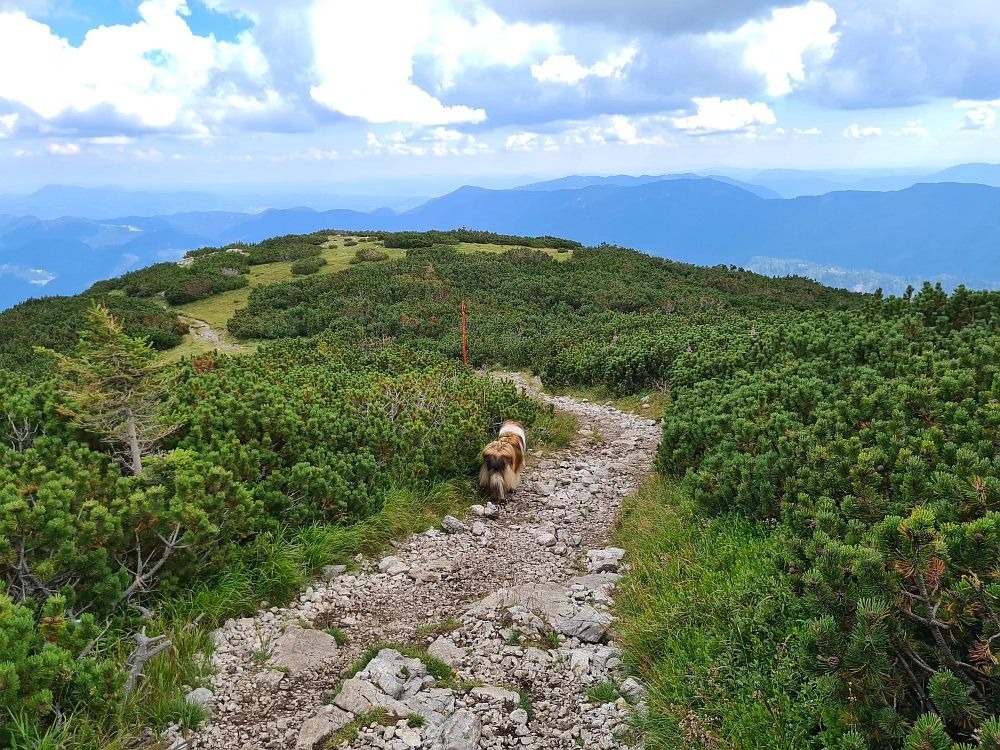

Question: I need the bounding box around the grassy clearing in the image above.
[530,403,580,453]
[160,239,564,360]
[613,475,822,750]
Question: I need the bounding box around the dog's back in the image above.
[479,421,526,502]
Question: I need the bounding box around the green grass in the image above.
[325,626,350,646]
[587,681,624,705]
[530,404,580,453]
[548,383,670,419]
[328,708,390,746]
[159,480,473,627]
[415,619,462,639]
[613,475,822,750]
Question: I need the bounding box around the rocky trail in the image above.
[179,315,247,351]
[184,374,660,750]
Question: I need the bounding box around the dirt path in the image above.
[178,315,248,351]
[185,374,660,750]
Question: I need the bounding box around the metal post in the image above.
[462,300,467,365]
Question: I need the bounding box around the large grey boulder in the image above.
[557,605,613,643]
[586,547,626,573]
[358,649,427,699]
[426,708,482,750]
[295,705,353,750]
[427,636,465,667]
[404,687,456,725]
[270,626,339,673]
[332,678,411,719]
[465,583,575,625]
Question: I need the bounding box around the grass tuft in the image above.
[415,619,461,639]
[325,626,349,646]
[586,681,622,705]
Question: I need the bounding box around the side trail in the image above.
[185,373,661,750]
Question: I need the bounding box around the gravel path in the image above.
[178,315,247,351]
[184,373,660,750]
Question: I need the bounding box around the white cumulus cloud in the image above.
[531,47,636,84]
[956,100,999,130]
[0,264,55,285]
[310,0,485,125]
[0,0,273,133]
[505,132,539,151]
[844,123,882,138]
[46,142,80,154]
[717,1,839,96]
[672,97,776,134]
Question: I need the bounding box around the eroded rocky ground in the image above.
[184,374,660,750]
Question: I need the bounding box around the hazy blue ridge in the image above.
[2,178,1000,311]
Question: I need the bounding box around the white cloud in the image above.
[0,264,55,285]
[310,0,486,125]
[903,120,928,137]
[269,148,338,162]
[672,97,776,134]
[956,99,999,130]
[134,148,164,159]
[0,112,17,136]
[88,135,135,145]
[505,132,538,151]
[431,6,558,89]
[0,0,273,134]
[844,123,882,138]
[46,142,80,154]
[794,127,822,134]
[717,1,839,96]
[366,127,489,156]
[531,47,636,84]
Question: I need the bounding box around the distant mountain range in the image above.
[0,185,430,221]
[2,172,1000,311]
[726,162,1000,198]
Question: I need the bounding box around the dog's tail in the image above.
[479,450,511,502]
[488,471,507,502]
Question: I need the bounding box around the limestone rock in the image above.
[558,605,613,643]
[427,636,465,667]
[255,669,286,686]
[586,547,626,573]
[295,705,352,750]
[441,515,469,534]
[185,687,214,706]
[471,521,486,536]
[378,556,402,573]
[321,564,347,579]
[483,502,500,519]
[465,583,575,624]
[270,626,339,672]
[536,533,556,547]
[426,708,482,750]
[404,687,456,725]
[570,650,591,675]
[470,685,521,705]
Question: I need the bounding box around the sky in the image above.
[0,0,998,193]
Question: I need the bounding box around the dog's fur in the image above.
[479,421,526,503]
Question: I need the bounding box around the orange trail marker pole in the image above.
[461,300,468,365]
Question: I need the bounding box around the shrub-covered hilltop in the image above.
[2,227,999,749]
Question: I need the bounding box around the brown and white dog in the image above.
[479,421,526,503]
